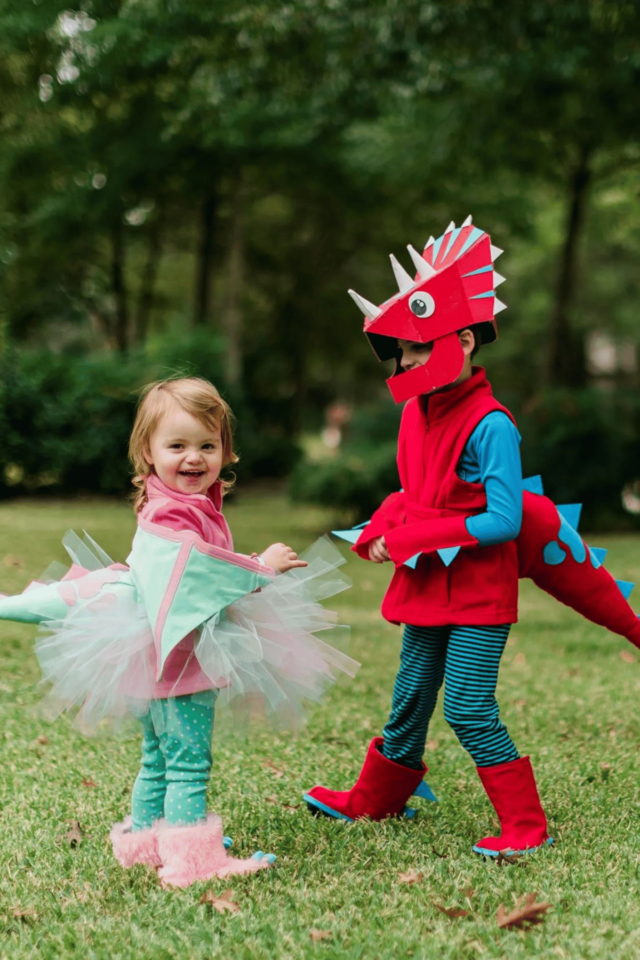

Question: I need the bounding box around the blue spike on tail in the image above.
[557,504,582,530]
[405,553,421,569]
[616,580,635,600]
[589,547,608,568]
[522,475,544,496]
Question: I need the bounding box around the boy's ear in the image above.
[458,328,475,357]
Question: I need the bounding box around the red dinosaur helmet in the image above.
[348,217,506,402]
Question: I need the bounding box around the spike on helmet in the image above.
[348,217,506,402]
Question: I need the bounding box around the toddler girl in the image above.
[0,377,358,886]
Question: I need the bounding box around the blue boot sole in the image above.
[473,837,554,857]
[303,779,438,822]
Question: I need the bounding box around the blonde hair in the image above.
[129,377,238,513]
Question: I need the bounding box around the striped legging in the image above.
[382,623,519,769]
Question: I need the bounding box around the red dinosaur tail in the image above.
[518,487,640,649]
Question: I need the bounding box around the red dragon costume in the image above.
[304,217,640,856]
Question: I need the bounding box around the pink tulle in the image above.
[34,535,358,734]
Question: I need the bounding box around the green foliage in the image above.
[0,347,135,495]
[518,387,640,525]
[0,335,300,497]
[291,401,401,519]
[291,440,399,520]
[1,0,640,490]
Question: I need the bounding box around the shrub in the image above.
[0,335,301,497]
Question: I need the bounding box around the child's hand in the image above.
[369,536,390,563]
[260,542,308,574]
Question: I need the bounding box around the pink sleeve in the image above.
[146,503,208,540]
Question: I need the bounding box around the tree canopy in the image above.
[1,0,640,417]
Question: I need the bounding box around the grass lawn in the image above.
[1,490,640,959]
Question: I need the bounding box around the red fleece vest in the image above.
[380,368,519,627]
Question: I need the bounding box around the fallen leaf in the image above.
[265,794,279,804]
[432,901,469,918]
[282,802,301,812]
[309,929,332,942]
[425,739,439,751]
[513,699,527,710]
[36,735,49,746]
[496,850,524,867]
[619,650,635,664]
[497,892,552,929]
[398,869,424,884]
[461,885,475,899]
[262,760,284,778]
[65,820,83,848]
[81,778,97,789]
[11,907,37,921]
[200,888,240,914]
[3,554,24,568]
[512,652,527,667]
[431,845,447,859]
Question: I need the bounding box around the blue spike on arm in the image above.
[332,528,366,545]
[332,524,461,569]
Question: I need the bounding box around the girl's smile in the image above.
[144,405,224,496]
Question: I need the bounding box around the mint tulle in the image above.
[33,533,358,735]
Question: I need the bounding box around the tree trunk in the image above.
[193,193,217,326]
[135,216,162,347]
[111,220,129,352]
[222,175,245,386]
[547,145,592,388]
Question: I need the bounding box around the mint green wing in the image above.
[128,524,273,681]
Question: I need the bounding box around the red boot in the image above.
[473,756,552,856]
[304,737,434,821]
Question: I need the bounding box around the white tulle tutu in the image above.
[33,535,358,734]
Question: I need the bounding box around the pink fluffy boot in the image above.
[110,816,161,868]
[156,813,275,888]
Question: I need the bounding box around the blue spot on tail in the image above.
[543,541,566,565]
[557,516,586,563]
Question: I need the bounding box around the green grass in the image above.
[2,491,640,959]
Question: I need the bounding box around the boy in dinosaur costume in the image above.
[304,217,640,856]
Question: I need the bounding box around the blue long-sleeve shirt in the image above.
[457,412,523,547]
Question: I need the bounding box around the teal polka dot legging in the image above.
[131,693,217,832]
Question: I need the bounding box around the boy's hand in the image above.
[369,536,390,563]
[260,542,308,574]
